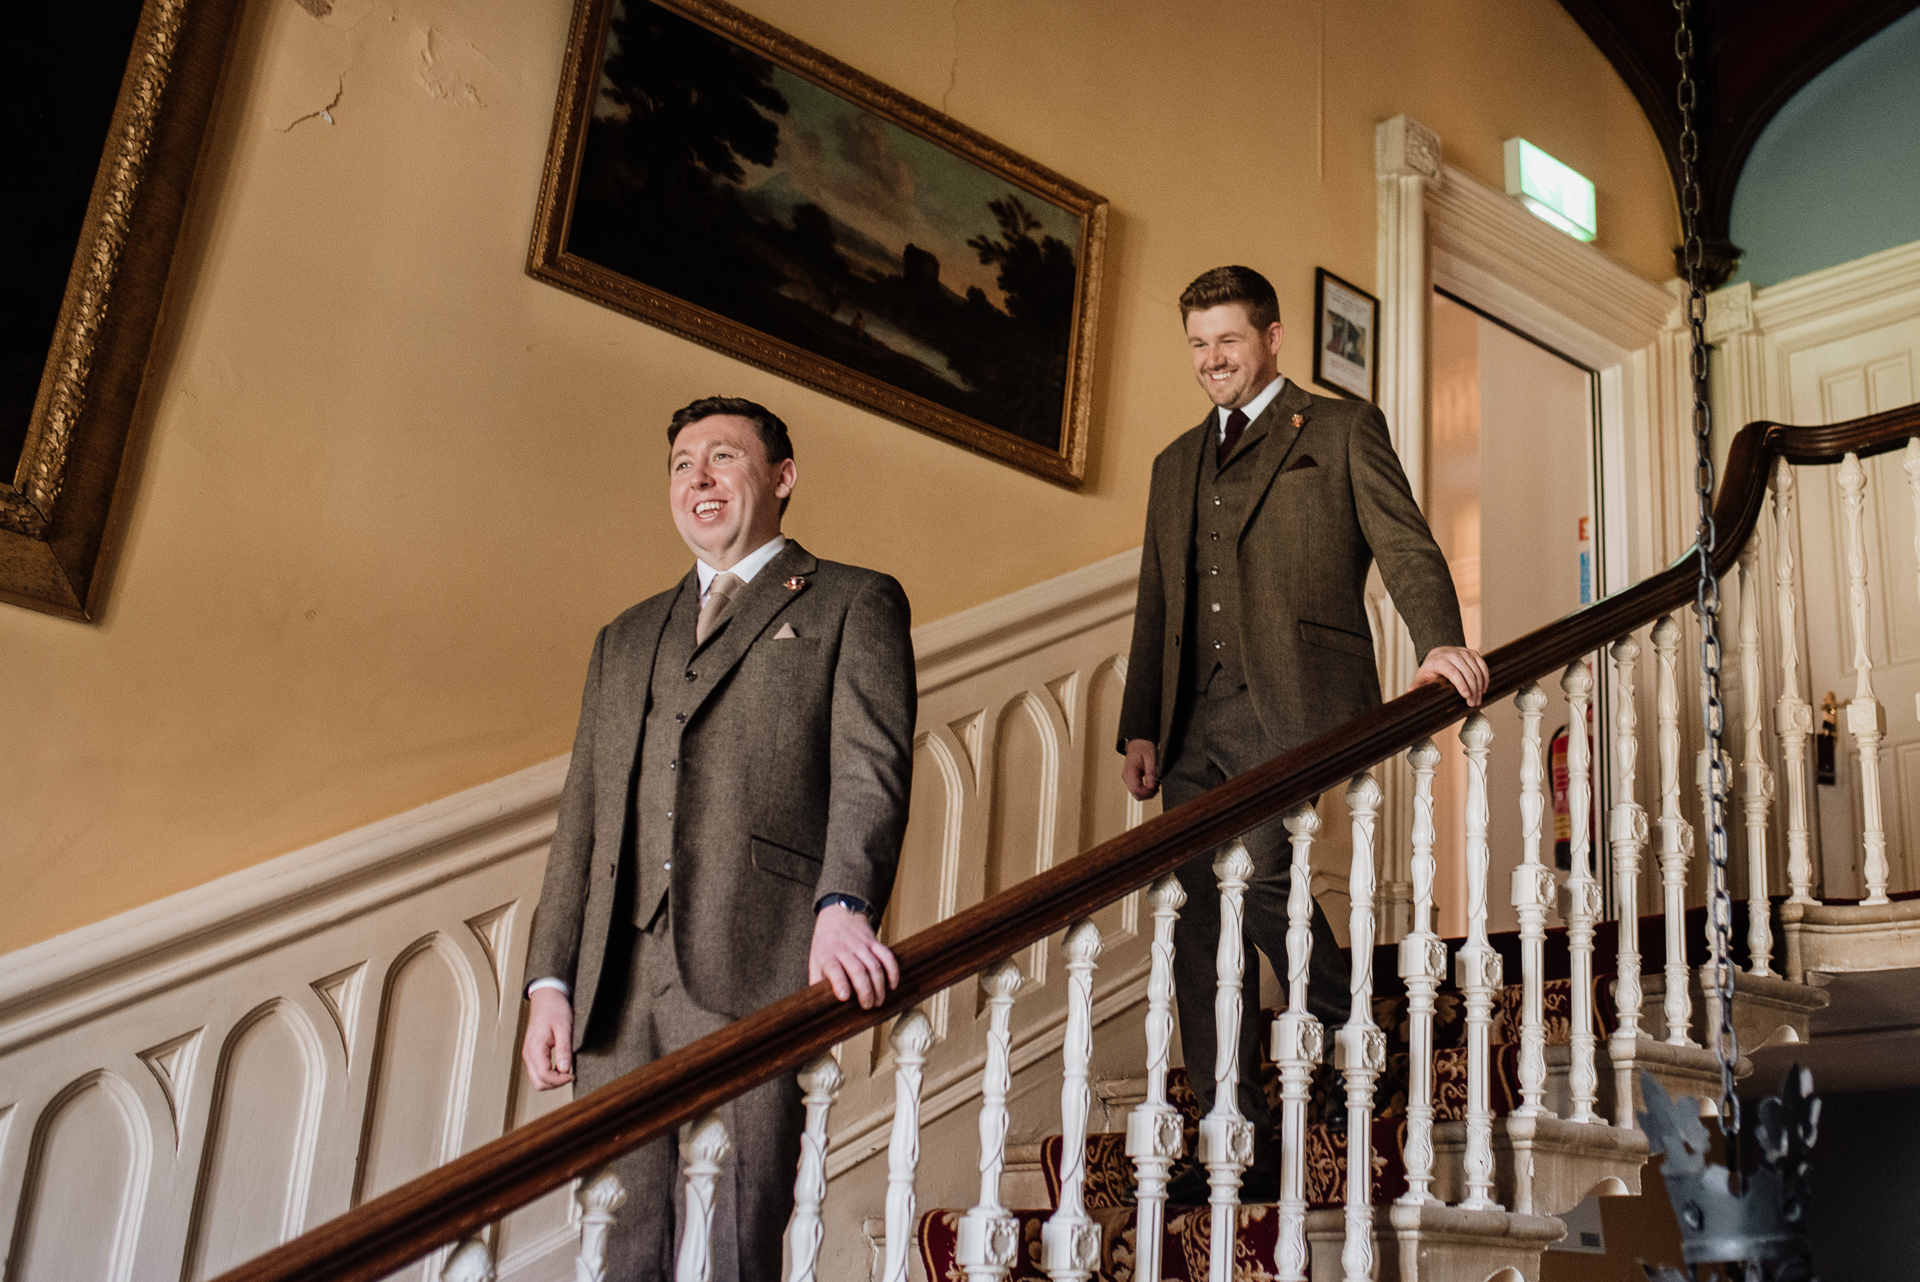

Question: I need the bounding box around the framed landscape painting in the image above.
[529,0,1108,486]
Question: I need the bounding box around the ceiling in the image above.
[1556,0,1920,284]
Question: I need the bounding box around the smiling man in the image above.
[521,395,915,1281]
[1119,265,1485,1204]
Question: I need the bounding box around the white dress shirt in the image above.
[528,534,790,999]
[1216,375,1289,440]
[696,534,787,601]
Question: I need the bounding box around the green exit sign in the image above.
[1504,138,1597,242]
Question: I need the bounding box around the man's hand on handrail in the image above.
[810,904,900,1009]
[1410,644,1489,706]
[522,988,575,1090]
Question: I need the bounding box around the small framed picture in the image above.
[1312,268,1379,403]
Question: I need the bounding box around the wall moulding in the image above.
[1,0,245,621]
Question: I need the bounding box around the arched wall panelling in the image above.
[183,1001,327,1281]
[354,936,480,1211]
[985,691,1062,985]
[7,1071,150,1282]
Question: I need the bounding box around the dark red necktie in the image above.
[1217,408,1250,466]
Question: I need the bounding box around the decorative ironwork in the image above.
[1639,1068,1819,1281]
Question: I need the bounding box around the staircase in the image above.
[201,407,1920,1282]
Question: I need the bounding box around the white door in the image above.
[1788,317,1920,898]
[1428,290,1601,935]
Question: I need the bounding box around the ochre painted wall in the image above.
[0,0,1674,953]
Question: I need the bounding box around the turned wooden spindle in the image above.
[1560,660,1603,1124]
[1609,633,1651,1128]
[1338,773,1387,1282]
[1396,741,1446,1199]
[1456,714,1501,1208]
[1274,806,1324,1282]
[1043,922,1103,1282]
[1200,843,1256,1282]
[882,1010,934,1282]
[786,1056,844,1282]
[1653,615,1697,1048]
[677,1113,732,1282]
[1127,879,1187,1282]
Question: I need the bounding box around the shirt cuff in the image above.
[526,977,571,999]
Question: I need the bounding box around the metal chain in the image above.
[1673,0,1740,1135]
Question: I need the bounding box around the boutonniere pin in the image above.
[784,576,808,591]
[1291,413,1305,428]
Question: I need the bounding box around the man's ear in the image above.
[1264,321,1286,358]
[776,456,797,498]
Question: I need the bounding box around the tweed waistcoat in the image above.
[633,587,703,927]
[1185,425,1265,696]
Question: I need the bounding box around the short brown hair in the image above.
[1178,265,1280,331]
[667,395,795,513]
[666,395,794,465]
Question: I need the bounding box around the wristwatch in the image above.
[814,892,872,919]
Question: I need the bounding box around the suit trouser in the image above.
[1163,685,1351,1169]
[574,900,803,1282]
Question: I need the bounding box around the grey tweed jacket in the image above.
[526,540,916,1040]
[1118,379,1465,760]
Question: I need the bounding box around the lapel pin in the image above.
[785,576,807,591]
[1291,413,1304,428]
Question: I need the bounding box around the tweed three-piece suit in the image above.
[526,539,915,1281]
[1118,378,1466,1158]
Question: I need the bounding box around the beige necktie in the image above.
[696,571,742,644]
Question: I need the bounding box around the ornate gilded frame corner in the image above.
[2,0,244,621]
[527,0,1107,488]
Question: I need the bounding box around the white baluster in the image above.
[1455,714,1502,1208]
[442,1237,495,1282]
[1512,684,1555,1123]
[1200,843,1256,1282]
[1738,541,1778,976]
[1652,615,1697,1048]
[576,1168,627,1282]
[1338,773,1387,1282]
[786,1056,844,1282]
[676,1113,732,1282]
[1561,660,1603,1125]
[1128,878,1187,1282]
[1841,452,1892,904]
[883,1009,934,1282]
[1274,805,1324,1282]
[1773,459,1816,912]
[1044,921,1104,1282]
[1395,743,1445,1202]
[959,962,1024,1282]
[1609,633,1650,1129]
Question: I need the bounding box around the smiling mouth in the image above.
[695,500,723,517]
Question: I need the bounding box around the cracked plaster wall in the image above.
[0,0,1675,953]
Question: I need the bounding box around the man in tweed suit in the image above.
[1119,266,1485,1202]
[522,396,915,1280]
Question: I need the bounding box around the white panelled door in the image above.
[1789,315,1920,898]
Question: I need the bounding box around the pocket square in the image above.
[1283,454,1319,474]
[772,622,798,640]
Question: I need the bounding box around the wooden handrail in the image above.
[212,405,1920,1282]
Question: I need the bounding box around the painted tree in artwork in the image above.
[569,1,790,309]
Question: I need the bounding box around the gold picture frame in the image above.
[528,0,1108,487]
[2,0,244,621]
